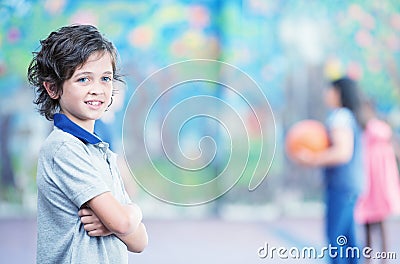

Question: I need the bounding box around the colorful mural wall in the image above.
[0,0,399,212]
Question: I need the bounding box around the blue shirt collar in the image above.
[54,113,102,144]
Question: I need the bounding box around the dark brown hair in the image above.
[27,24,123,120]
[331,76,363,126]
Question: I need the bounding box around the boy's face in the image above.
[59,51,113,132]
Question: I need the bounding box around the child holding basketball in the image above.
[28,24,148,263]
[294,77,364,264]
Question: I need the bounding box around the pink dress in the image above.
[355,118,400,224]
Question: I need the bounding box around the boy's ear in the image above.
[43,82,59,99]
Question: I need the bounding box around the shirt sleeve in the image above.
[51,140,110,208]
[328,108,355,131]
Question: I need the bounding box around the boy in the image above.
[27,24,148,264]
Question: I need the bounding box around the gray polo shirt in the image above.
[36,114,131,264]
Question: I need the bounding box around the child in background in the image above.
[355,101,400,260]
[27,24,148,264]
[294,77,364,264]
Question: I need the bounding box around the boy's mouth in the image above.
[85,100,103,106]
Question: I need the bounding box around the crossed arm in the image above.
[78,192,148,253]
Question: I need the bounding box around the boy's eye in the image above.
[77,77,89,83]
[102,76,112,82]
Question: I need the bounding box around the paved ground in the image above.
[1,215,399,264]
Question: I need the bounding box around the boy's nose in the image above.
[88,85,105,95]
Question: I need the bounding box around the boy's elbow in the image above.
[128,223,148,253]
[129,238,148,253]
[113,214,136,235]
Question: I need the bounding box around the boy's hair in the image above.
[27,24,123,120]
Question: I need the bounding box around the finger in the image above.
[78,209,84,217]
[78,208,92,217]
[82,215,103,224]
[80,215,90,225]
[80,215,97,225]
[87,230,101,237]
[88,228,112,237]
[83,222,103,232]
[87,229,106,237]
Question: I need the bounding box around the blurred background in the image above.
[0,0,399,263]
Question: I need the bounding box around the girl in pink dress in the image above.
[355,107,400,256]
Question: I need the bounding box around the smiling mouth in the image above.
[85,100,103,106]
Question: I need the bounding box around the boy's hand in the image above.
[78,208,113,237]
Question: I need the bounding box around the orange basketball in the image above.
[285,120,329,157]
